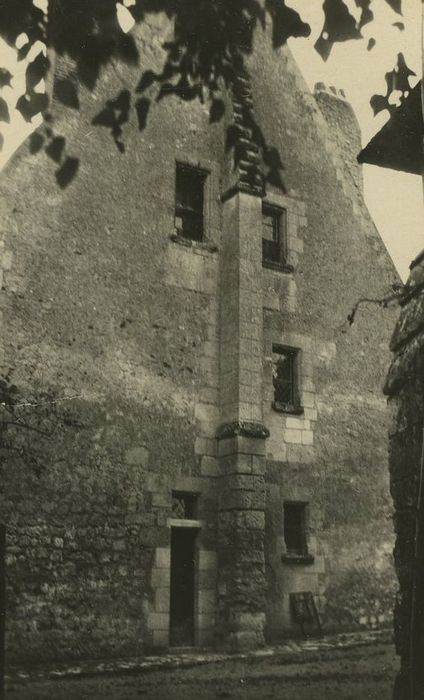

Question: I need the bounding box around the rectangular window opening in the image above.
[175,163,206,242]
[172,491,198,520]
[272,344,301,411]
[262,203,287,268]
[284,502,308,556]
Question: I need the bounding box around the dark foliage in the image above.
[0,97,9,123]
[370,52,416,117]
[54,78,80,109]
[92,88,131,152]
[55,155,79,187]
[0,0,407,186]
[0,68,12,88]
[0,372,85,477]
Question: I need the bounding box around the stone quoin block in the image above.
[198,550,218,571]
[154,548,171,569]
[301,430,314,445]
[152,630,169,647]
[154,587,171,613]
[147,613,170,631]
[283,429,302,444]
[201,456,220,477]
[151,568,171,588]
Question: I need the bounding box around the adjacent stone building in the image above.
[0,16,400,664]
[360,80,424,699]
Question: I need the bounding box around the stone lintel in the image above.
[221,181,264,203]
[166,518,204,529]
[216,421,270,440]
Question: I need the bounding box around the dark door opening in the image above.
[170,527,197,646]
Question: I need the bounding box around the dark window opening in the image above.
[272,344,300,410]
[172,491,198,520]
[262,203,287,268]
[175,163,206,242]
[284,502,308,556]
[170,527,197,646]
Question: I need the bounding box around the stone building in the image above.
[360,81,424,699]
[0,17,400,664]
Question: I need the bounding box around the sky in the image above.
[0,0,422,280]
[288,0,423,281]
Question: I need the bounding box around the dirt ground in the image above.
[7,641,398,700]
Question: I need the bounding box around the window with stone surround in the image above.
[175,163,207,242]
[283,502,308,556]
[272,344,302,414]
[262,202,289,270]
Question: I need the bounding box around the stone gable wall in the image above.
[0,16,399,662]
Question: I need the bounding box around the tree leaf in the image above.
[384,0,402,14]
[16,92,48,122]
[46,136,66,163]
[315,0,361,61]
[392,21,404,30]
[0,97,10,123]
[135,97,150,131]
[0,68,12,88]
[266,0,310,49]
[26,51,49,91]
[367,37,376,50]
[91,106,113,128]
[355,0,373,29]
[384,53,416,97]
[225,124,240,152]
[55,157,79,188]
[54,78,80,109]
[136,70,157,93]
[17,43,32,62]
[116,33,139,64]
[92,90,131,149]
[29,132,44,154]
[209,98,225,123]
[370,93,389,116]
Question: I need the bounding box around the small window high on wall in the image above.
[272,344,301,413]
[172,491,198,520]
[284,502,308,556]
[262,203,287,269]
[175,163,206,241]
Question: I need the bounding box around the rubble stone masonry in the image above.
[0,15,399,664]
[384,251,424,697]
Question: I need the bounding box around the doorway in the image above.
[170,527,197,646]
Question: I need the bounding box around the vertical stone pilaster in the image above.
[215,433,267,650]
[219,192,264,425]
[216,72,268,646]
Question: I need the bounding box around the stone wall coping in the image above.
[220,181,264,202]
[169,233,219,254]
[166,518,204,529]
[281,553,315,565]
